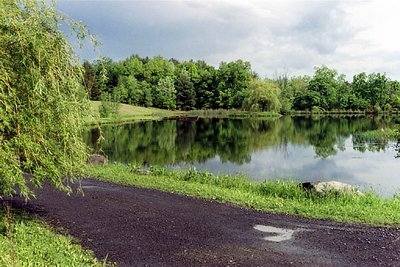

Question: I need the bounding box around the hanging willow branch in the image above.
[0,0,96,198]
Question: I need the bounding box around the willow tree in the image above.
[0,0,92,198]
[243,79,281,112]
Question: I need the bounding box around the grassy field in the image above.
[87,101,181,125]
[0,205,103,266]
[86,164,400,226]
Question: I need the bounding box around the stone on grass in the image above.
[300,181,364,196]
[87,154,108,165]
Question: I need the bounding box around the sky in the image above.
[57,0,400,80]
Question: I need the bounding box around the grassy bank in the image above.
[0,205,102,266]
[86,164,400,226]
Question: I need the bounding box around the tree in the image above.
[116,75,143,105]
[144,56,175,87]
[153,77,176,109]
[194,60,217,109]
[307,66,343,110]
[122,55,145,80]
[352,72,391,111]
[95,57,119,93]
[388,81,400,109]
[243,79,281,112]
[141,81,153,107]
[83,60,101,100]
[292,89,321,111]
[0,0,91,198]
[292,66,347,111]
[175,69,195,110]
[216,60,252,109]
[279,76,309,113]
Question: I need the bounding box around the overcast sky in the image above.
[57,0,400,79]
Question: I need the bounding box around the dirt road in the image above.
[7,179,400,266]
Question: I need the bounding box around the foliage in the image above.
[0,0,90,198]
[352,72,398,112]
[308,66,344,109]
[83,60,101,100]
[153,76,176,109]
[86,164,400,226]
[83,55,400,114]
[116,75,143,105]
[287,67,400,113]
[175,69,195,110]
[279,76,309,113]
[216,60,252,109]
[193,60,217,109]
[144,56,176,86]
[99,92,120,118]
[243,79,281,112]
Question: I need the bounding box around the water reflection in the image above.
[86,116,400,196]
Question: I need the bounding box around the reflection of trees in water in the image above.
[351,116,399,153]
[85,116,396,164]
[352,135,388,153]
[276,139,290,159]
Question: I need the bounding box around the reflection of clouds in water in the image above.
[334,145,400,196]
[193,141,400,197]
[294,159,360,184]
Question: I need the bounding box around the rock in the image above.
[87,154,108,165]
[300,181,364,196]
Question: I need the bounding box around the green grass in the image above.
[87,101,181,125]
[0,205,104,266]
[354,128,399,143]
[85,164,400,226]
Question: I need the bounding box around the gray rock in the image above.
[87,154,108,165]
[300,181,364,196]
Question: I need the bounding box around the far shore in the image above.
[87,100,400,126]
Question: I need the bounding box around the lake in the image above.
[86,116,400,197]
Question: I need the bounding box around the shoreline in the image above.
[85,164,400,226]
[87,101,400,126]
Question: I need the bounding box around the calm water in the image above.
[86,116,400,197]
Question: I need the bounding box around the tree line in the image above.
[83,55,400,114]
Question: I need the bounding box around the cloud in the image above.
[289,2,353,54]
[57,0,400,79]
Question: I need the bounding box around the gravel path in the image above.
[7,178,400,266]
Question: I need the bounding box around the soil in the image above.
[4,178,400,266]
